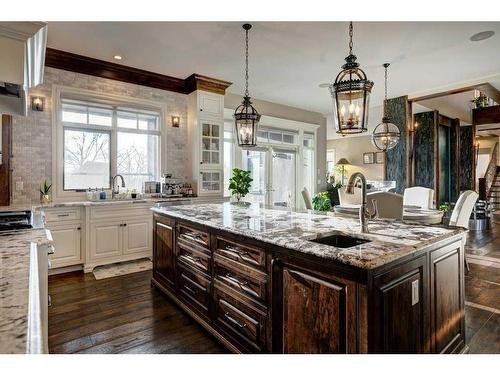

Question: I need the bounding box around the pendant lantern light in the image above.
[330,22,373,135]
[371,63,401,151]
[234,23,261,147]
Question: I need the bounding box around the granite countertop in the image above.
[0,226,52,354]
[152,202,466,270]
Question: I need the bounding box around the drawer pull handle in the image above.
[224,312,247,329]
[182,233,205,244]
[47,245,55,255]
[157,222,172,230]
[185,254,201,263]
[57,213,70,217]
[184,285,200,295]
[225,246,250,257]
[225,272,248,286]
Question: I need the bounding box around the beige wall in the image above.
[326,135,385,182]
[225,93,327,190]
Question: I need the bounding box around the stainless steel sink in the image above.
[309,232,371,248]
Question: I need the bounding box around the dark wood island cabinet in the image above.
[151,203,467,354]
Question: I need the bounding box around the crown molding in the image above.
[45,48,232,95]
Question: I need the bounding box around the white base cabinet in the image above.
[48,223,82,268]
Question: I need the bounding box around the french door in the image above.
[241,146,297,207]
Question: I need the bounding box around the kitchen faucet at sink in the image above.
[346,172,377,233]
[111,174,126,199]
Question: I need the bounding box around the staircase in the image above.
[489,166,500,210]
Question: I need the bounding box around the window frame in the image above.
[52,86,167,200]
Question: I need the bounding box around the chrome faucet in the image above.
[346,172,377,233]
[111,174,126,199]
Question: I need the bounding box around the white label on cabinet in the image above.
[411,279,419,306]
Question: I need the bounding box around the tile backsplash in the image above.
[11,67,188,205]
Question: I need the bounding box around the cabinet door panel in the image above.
[123,219,152,255]
[430,244,464,353]
[49,224,82,267]
[153,218,175,290]
[90,222,122,259]
[281,267,356,353]
[372,256,428,353]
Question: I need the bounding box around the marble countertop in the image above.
[0,226,52,353]
[152,202,466,270]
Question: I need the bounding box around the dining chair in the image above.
[403,186,435,209]
[301,187,313,210]
[448,190,479,273]
[367,191,403,220]
[338,186,362,206]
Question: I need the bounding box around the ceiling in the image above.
[46,22,500,115]
[415,91,477,123]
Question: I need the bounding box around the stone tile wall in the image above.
[11,67,188,205]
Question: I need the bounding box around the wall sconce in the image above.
[171,116,180,128]
[31,96,45,111]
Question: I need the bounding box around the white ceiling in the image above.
[415,91,477,123]
[46,22,500,115]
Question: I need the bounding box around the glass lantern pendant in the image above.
[372,63,401,151]
[330,22,373,135]
[234,23,261,147]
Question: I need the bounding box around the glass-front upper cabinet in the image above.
[200,121,222,167]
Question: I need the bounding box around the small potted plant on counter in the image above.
[228,168,253,205]
[312,191,332,211]
[39,179,52,205]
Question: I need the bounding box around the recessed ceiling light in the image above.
[113,55,123,60]
[470,31,495,42]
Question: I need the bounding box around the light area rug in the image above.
[93,258,152,280]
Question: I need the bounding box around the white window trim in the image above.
[224,108,319,209]
[52,85,168,201]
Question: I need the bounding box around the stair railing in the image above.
[480,142,499,200]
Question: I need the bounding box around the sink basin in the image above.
[310,233,371,248]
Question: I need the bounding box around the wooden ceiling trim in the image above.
[45,48,232,95]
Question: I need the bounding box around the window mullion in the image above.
[111,107,118,185]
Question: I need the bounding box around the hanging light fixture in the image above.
[372,63,401,151]
[234,23,261,148]
[330,22,373,135]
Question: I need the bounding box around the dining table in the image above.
[333,204,444,225]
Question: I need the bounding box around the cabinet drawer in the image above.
[44,208,81,223]
[215,237,266,271]
[89,204,152,220]
[178,241,211,275]
[214,253,267,305]
[215,287,267,352]
[177,224,210,249]
[177,263,211,318]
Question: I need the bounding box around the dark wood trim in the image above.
[433,110,440,204]
[411,83,500,104]
[0,115,12,206]
[472,105,500,125]
[184,74,233,96]
[45,48,232,95]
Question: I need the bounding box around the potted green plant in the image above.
[39,180,52,204]
[312,192,332,211]
[228,168,253,204]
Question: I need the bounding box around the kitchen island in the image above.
[151,202,467,354]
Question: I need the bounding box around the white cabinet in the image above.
[49,223,82,268]
[89,221,122,260]
[199,91,223,117]
[84,204,153,272]
[188,90,225,197]
[123,219,152,255]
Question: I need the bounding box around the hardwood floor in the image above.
[48,271,228,354]
[48,216,500,354]
[464,214,500,354]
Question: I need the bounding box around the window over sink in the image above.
[58,95,162,195]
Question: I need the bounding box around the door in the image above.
[48,223,82,268]
[372,256,428,353]
[241,147,297,207]
[122,218,152,255]
[90,221,122,259]
[438,125,451,204]
[0,115,12,206]
[279,266,357,353]
[200,120,222,167]
[153,217,175,290]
